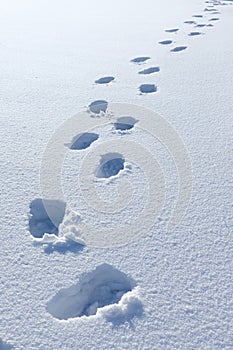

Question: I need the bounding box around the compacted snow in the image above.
[0,0,233,349]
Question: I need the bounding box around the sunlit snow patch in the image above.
[47,263,142,322]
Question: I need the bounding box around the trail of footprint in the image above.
[138,67,160,75]
[130,56,151,63]
[95,76,115,84]
[159,40,173,45]
[139,84,157,93]
[165,28,179,33]
[170,46,187,52]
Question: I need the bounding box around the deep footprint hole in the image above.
[96,153,125,178]
[28,199,66,238]
[138,67,160,75]
[139,84,157,93]
[95,76,115,84]
[47,264,136,319]
[88,100,108,114]
[130,56,150,63]
[67,132,99,150]
[114,116,138,131]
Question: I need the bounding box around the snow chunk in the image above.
[98,287,143,325]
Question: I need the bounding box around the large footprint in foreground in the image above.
[47,263,142,323]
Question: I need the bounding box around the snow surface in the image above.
[0,0,233,349]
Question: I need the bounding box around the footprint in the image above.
[195,24,206,27]
[165,28,179,33]
[67,132,99,150]
[184,20,196,24]
[188,31,203,36]
[206,23,214,26]
[28,199,66,238]
[138,67,160,75]
[130,56,150,63]
[47,264,137,319]
[96,153,125,178]
[192,14,203,18]
[139,84,157,93]
[95,76,115,84]
[0,339,13,350]
[170,46,187,52]
[204,7,217,11]
[114,116,138,131]
[209,17,220,20]
[88,100,108,114]
[159,39,173,45]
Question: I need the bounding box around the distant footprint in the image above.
[88,100,108,114]
[130,56,150,63]
[188,31,203,36]
[159,40,173,45]
[204,7,217,11]
[139,84,157,93]
[184,20,196,24]
[192,15,203,18]
[195,24,206,27]
[170,46,187,52]
[67,132,99,150]
[114,116,138,131]
[165,28,179,33]
[95,76,115,84]
[209,17,220,20]
[96,153,125,178]
[138,67,160,75]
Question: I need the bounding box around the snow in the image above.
[0,0,233,349]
